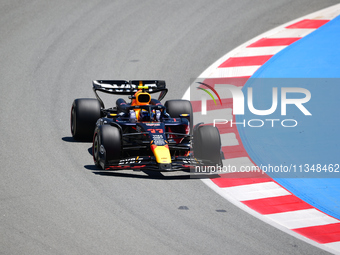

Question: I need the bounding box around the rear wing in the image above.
[93,80,168,108]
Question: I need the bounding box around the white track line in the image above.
[220,133,239,146]
[266,209,340,229]
[268,28,314,38]
[222,157,255,169]
[222,182,290,201]
[193,108,232,125]
[233,46,286,57]
[205,66,261,78]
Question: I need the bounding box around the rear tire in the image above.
[71,98,101,141]
[165,99,193,132]
[93,125,121,169]
[193,125,222,165]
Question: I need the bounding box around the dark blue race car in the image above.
[71,80,223,171]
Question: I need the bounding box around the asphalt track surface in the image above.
[1,1,339,254]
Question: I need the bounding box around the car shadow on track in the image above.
[84,165,219,180]
[62,136,91,143]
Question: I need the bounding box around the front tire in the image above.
[193,125,222,165]
[93,125,122,169]
[71,98,101,141]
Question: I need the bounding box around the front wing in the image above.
[104,156,220,171]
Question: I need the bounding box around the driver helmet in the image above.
[131,90,151,106]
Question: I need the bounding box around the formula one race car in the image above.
[70,80,223,171]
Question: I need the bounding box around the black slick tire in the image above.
[71,98,101,141]
[93,125,121,169]
[193,125,222,165]
[164,99,193,132]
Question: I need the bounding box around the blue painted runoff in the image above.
[237,15,340,219]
